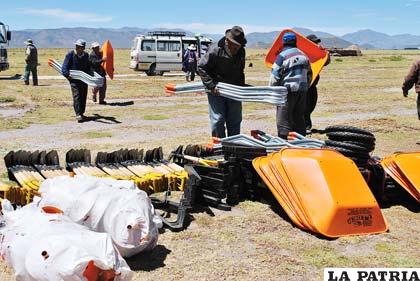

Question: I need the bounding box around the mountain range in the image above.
[7,26,420,49]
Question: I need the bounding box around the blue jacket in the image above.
[270,46,312,92]
[62,50,91,78]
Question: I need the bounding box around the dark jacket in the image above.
[89,50,106,77]
[62,50,91,78]
[25,44,38,66]
[197,37,245,89]
[403,60,420,93]
[311,53,330,88]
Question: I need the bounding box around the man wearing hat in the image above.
[89,42,107,104]
[23,39,38,86]
[62,39,92,122]
[269,32,312,139]
[304,34,330,132]
[198,26,247,138]
[183,44,198,82]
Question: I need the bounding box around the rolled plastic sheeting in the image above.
[38,175,159,257]
[0,201,133,281]
[165,82,288,106]
[48,58,104,87]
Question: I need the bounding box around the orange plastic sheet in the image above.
[102,40,114,79]
[265,29,329,84]
[381,152,420,202]
[253,148,388,237]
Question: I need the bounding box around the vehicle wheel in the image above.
[325,125,374,136]
[326,131,376,144]
[324,140,373,153]
[146,64,157,76]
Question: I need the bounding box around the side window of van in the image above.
[168,42,180,52]
[141,40,156,51]
[157,41,166,51]
[157,41,180,52]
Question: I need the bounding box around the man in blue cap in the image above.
[62,39,92,122]
[269,32,312,139]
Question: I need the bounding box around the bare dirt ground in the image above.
[0,49,419,280]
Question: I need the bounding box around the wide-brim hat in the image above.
[74,39,86,48]
[188,44,196,50]
[307,34,321,44]
[225,26,247,46]
[24,39,33,45]
[91,42,100,48]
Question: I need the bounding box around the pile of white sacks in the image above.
[0,175,161,281]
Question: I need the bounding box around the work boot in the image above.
[24,81,29,85]
[76,115,85,123]
[99,101,107,105]
[92,95,97,103]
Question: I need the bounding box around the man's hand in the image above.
[102,56,107,62]
[403,89,408,97]
[211,87,220,96]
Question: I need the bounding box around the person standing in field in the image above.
[198,26,247,138]
[304,34,330,132]
[183,44,198,82]
[62,39,92,123]
[269,32,312,139]
[23,39,38,86]
[89,42,107,104]
[402,59,420,144]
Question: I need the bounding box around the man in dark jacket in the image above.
[23,39,38,86]
[62,39,92,122]
[304,34,330,132]
[270,32,312,139]
[89,42,107,104]
[197,26,246,138]
[402,59,420,121]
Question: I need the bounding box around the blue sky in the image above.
[2,0,420,36]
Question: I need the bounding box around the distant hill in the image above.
[9,26,420,50]
[246,27,353,49]
[342,29,420,49]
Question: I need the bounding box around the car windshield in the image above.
[0,24,6,43]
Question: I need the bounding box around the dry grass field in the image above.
[0,48,419,280]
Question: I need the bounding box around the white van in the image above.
[129,31,213,76]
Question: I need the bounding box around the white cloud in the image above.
[154,22,286,34]
[18,8,112,23]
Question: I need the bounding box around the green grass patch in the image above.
[383,56,404,61]
[335,58,343,62]
[143,114,169,120]
[83,131,113,138]
[0,96,16,103]
[0,119,30,130]
[368,59,376,62]
[302,246,353,268]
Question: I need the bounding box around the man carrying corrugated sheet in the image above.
[62,39,92,123]
[198,26,247,138]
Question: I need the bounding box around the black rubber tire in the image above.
[324,145,371,158]
[326,131,376,143]
[325,125,374,136]
[324,140,372,153]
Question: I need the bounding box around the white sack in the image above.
[38,175,159,257]
[0,202,133,281]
